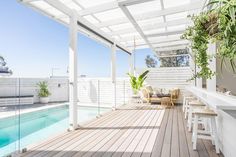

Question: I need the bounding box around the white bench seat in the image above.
[0,95,34,106]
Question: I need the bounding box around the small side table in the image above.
[130,94,142,104]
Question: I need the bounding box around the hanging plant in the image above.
[209,0,236,72]
[182,0,236,80]
[181,13,215,79]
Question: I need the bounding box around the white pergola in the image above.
[19,0,208,130]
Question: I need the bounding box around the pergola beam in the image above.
[119,3,156,53]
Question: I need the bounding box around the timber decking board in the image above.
[20,104,223,157]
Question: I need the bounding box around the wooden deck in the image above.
[20,104,223,157]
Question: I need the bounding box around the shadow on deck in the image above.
[20,104,224,157]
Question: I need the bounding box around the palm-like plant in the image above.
[37,81,51,97]
[127,70,149,94]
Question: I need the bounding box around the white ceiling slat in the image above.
[118,0,157,6]
[96,0,203,28]
[153,40,189,48]
[42,0,131,54]
[126,37,188,48]
[146,29,185,38]
[21,0,206,55]
[126,39,187,48]
[126,0,162,15]
[123,34,183,44]
[78,2,118,16]
[156,45,188,52]
[110,18,191,36]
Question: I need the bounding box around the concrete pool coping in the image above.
[0,102,114,119]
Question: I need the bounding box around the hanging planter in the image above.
[202,12,219,36]
[182,0,236,80]
[182,12,215,79]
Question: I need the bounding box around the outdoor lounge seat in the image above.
[140,87,172,104]
[140,88,161,104]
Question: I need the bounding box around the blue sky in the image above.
[0,0,154,78]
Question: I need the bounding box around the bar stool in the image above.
[184,96,197,119]
[192,108,220,154]
[187,100,205,132]
[183,94,195,112]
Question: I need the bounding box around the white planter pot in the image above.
[39,97,49,104]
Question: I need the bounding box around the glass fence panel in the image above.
[0,78,19,157]
[77,79,111,124]
[17,78,69,152]
[0,77,130,156]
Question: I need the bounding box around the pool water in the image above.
[0,105,110,157]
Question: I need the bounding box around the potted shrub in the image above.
[37,81,51,104]
[127,70,149,95]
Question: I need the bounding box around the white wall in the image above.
[0,78,69,103]
[0,77,132,106]
[216,58,236,95]
[217,109,236,157]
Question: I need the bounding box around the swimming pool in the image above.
[0,105,110,157]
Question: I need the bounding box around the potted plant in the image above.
[127,70,149,95]
[37,81,51,104]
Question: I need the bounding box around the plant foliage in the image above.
[37,81,51,97]
[127,70,149,94]
[210,0,236,72]
[182,13,215,79]
[182,0,236,79]
[145,55,157,68]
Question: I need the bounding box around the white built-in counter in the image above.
[186,86,236,157]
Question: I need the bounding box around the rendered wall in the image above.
[216,58,236,95]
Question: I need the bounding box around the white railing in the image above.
[137,67,194,102]
[77,78,131,107]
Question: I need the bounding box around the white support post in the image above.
[129,52,134,75]
[111,42,117,109]
[196,66,202,88]
[69,11,78,131]
[207,43,217,92]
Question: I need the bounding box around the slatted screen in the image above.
[137,67,194,102]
